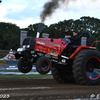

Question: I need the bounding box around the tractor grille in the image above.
[23,38,31,45]
[22,37,36,50]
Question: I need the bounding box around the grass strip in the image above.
[0,70,36,72]
[0,74,53,78]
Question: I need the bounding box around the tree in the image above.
[0,22,20,50]
[1,16,100,50]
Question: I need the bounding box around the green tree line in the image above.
[0,16,100,50]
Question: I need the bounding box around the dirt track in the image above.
[0,78,100,100]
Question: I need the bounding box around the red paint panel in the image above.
[35,38,67,56]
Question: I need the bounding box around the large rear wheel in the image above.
[52,66,75,83]
[73,50,100,85]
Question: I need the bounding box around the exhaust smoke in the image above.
[40,0,74,23]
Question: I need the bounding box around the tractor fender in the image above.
[69,46,96,60]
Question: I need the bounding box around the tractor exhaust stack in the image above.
[37,23,45,38]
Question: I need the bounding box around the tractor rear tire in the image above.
[18,58,32,73]
[36,57,51,75]
[52,67,75,83]
[72,50,100,85]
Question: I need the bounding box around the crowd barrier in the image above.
[0,60,18,70]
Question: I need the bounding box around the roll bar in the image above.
[79,31,92,46]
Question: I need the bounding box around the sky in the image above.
[0,0,100,28]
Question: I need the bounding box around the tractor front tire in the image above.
[36,57,51,75]
[52,67,75,83]
[73,50,100,85]
[18,58,32,73]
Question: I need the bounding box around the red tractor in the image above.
[14,23,100,85]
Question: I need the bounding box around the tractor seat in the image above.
[68,45,79,54]
[72,45,79,49]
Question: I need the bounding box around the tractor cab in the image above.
[62,31,92,57]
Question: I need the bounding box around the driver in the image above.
[64,30,81,55]
[68,30,81,45]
